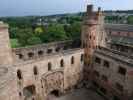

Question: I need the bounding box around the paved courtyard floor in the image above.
[49,88,105,100]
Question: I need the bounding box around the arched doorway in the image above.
[23,85,36,100]
[50,90,60,97]
[41,70,64,99]
[47,89,60,100]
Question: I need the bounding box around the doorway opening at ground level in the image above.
[23,85,36,100]
[50,90,60,97]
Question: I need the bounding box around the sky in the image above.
[0,0,133,17]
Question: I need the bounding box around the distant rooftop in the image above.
[105,24,133,32]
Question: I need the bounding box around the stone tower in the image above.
[81,5,106,81]
[82,5,106,65]
[0,21,13,65]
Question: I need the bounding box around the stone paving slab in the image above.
[54,88,105,100]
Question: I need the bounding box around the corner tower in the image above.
[0,22,13,65]
[82,5,106,65]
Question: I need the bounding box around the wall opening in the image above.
[48,62,52,71]
[17,69,22,80]
[28,52,34,58]
[33,66,38,75]
[71,56,74,64]
[50,90,60,97]
[55,47,60,52]
[23,85,36,99]
[38,50,44,56]
[60,59,64,67]
[47,49,53,54]
[81,54,84,62]
[17,54,23,59]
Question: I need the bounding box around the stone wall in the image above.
[13,48,84,100]
[12,40,81,62]
[0,66,19,100]
[0,22,13,65]
[90,47,133,100]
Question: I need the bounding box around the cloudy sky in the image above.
[0,0,132,16]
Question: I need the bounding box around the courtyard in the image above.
[48,88,105,100]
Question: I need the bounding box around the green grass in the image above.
[10,39,20,48]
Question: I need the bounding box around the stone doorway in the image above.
[47,90,60,100]
[23,85,36,100]
[50,90,60,97]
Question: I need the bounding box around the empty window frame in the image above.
[28,52,34,58]
[118,66,126,76]
[33,66,38,75]
[60,59,64,67]
[71,56,74,64]
[48,62,52,71]
[17,70,22,80]
[95,57,101,64]
[103,60,110,68]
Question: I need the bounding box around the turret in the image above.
[81,5,106,81]
[0,21,13,65]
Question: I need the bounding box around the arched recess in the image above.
[23,85,36,100]
[41,70,64,98]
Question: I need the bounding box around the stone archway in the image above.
[41,69,64,99]
[50,90,60,97]
[23,85,36,100]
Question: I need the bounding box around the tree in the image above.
[16,28,34,46]
[64,22,81,39]
[9,27,19,38]
[34,27,44,35]
[41,24,68,42]
[27,36,42,45]
[127,16,133,24]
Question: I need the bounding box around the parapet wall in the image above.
[12,40,81,63]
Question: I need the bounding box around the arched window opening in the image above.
[19,92,22,96]
[47,49,52,54]
[48,62,52,71]
[33,66,38,75]
[38,50,44,56]
[17,54,23,59]
[60,59,64,67]
[81,54,84,62]
[55,47,60,52]
[28,52,34,58]
[17,70,22,80]
[71,56,74,64]
[63,46,68,50]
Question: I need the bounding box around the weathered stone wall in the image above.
[91,47,133,100]
[12,40,81,62]
[0,22,13,65]
[0,66,19,100]
[14,48,84,100]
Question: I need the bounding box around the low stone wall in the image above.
[12,40,81,62]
